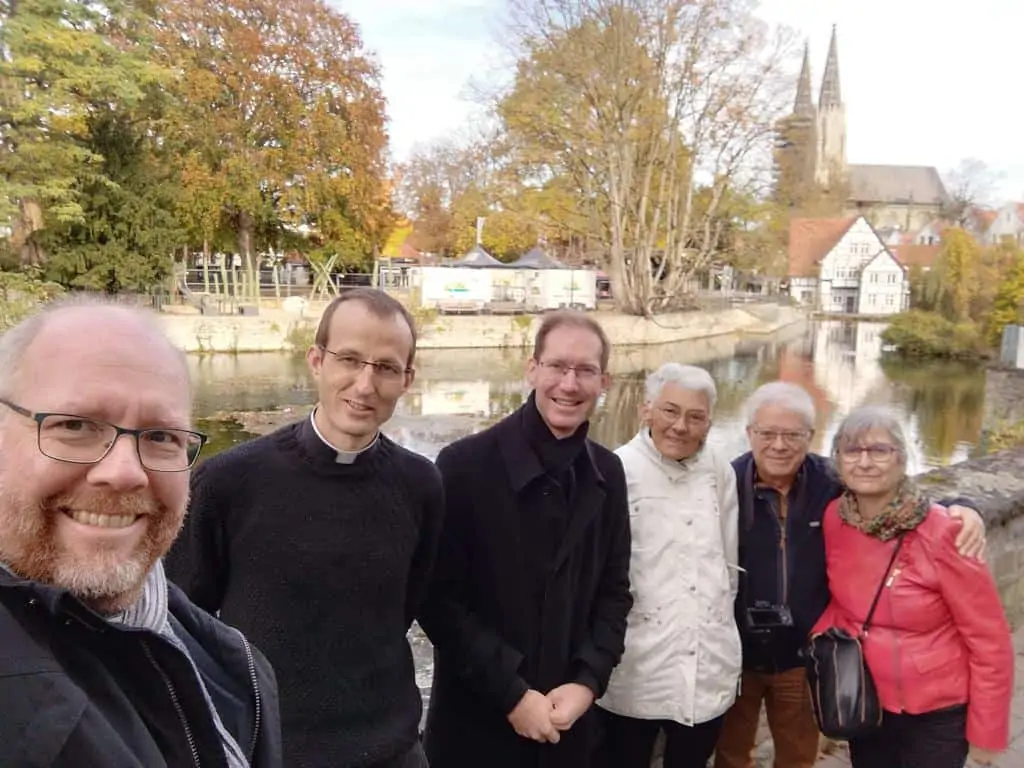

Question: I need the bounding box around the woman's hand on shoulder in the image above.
[946,504,986,561]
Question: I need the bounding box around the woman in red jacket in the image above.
[812,405,1013,767]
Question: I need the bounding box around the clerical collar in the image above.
[309,409,379,464]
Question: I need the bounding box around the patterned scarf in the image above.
[837,477,929,540]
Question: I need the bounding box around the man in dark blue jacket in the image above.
[0,300,281,767]
[714,381,985,768]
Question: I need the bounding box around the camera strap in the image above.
[860,533,906,638]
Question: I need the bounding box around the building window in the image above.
[887,273,898,284]
[885,295,895,306]
[870,273,879,283]
[869,293,878,305]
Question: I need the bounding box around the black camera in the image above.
[743,601,795,638]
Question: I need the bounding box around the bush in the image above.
[284,320,315,354]
[0,270,65,330]
[880,310,987,360]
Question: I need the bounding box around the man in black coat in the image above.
[0,300,281,767]
[420,311,633,768]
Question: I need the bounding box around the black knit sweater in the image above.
[165,417,445,768]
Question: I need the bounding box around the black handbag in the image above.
[804,533,905,740]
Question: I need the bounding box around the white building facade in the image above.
[857,251,907,315]
[789,216,908,316]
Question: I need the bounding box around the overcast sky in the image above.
[334,0,1022,203]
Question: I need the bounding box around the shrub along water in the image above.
[880,310,987,360]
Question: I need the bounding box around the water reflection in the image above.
[189,320,987,473]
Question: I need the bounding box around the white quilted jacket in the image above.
[598,429,742,726]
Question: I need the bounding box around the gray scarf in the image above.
[111,562,250,768]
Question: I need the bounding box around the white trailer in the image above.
[536,269,598,310]
[419,266,493,312]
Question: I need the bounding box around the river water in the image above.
[190,320,987,473]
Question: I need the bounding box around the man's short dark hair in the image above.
[532,311,610,371]
[314,288,418,366]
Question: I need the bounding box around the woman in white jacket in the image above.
[597,363,742,768]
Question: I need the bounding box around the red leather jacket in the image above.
[812,501,1014,751]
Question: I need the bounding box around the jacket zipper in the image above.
[142,640,201,768]
[886,566,904,711]
[773,495,789,603]
[239,631,263,761]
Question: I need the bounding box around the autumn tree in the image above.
[497,0,796,315]
[397,139,486,255]
[156,0,393,288]
[924,227,982,322]
[0,0,164,264]
[397,136,539,259]
[984,243,1024,346]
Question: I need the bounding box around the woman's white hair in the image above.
[742,381,816,429]
[644,363,717,413]
[831,405,909,464]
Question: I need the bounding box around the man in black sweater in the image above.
[167,289,444,768]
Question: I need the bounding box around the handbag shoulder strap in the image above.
[862,533,906,635]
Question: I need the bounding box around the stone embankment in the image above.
[159,301,806,353]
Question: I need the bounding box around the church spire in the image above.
[793,41,814,117]
[819,24,842,109]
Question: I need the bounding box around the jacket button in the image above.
[27,598,37,607]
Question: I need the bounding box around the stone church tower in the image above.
[814,26,847,188]
[771,44,819,210]
[778,26,949,229]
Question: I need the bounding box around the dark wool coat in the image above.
[420,406,633,768]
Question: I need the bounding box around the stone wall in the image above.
[159,304,806,354]
[916,445,1024,627]
[984,367,1024,439]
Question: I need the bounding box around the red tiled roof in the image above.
[895,243,941,269]
[970,207,998,229]
[398,241,422,261]
[787,216,859,277]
